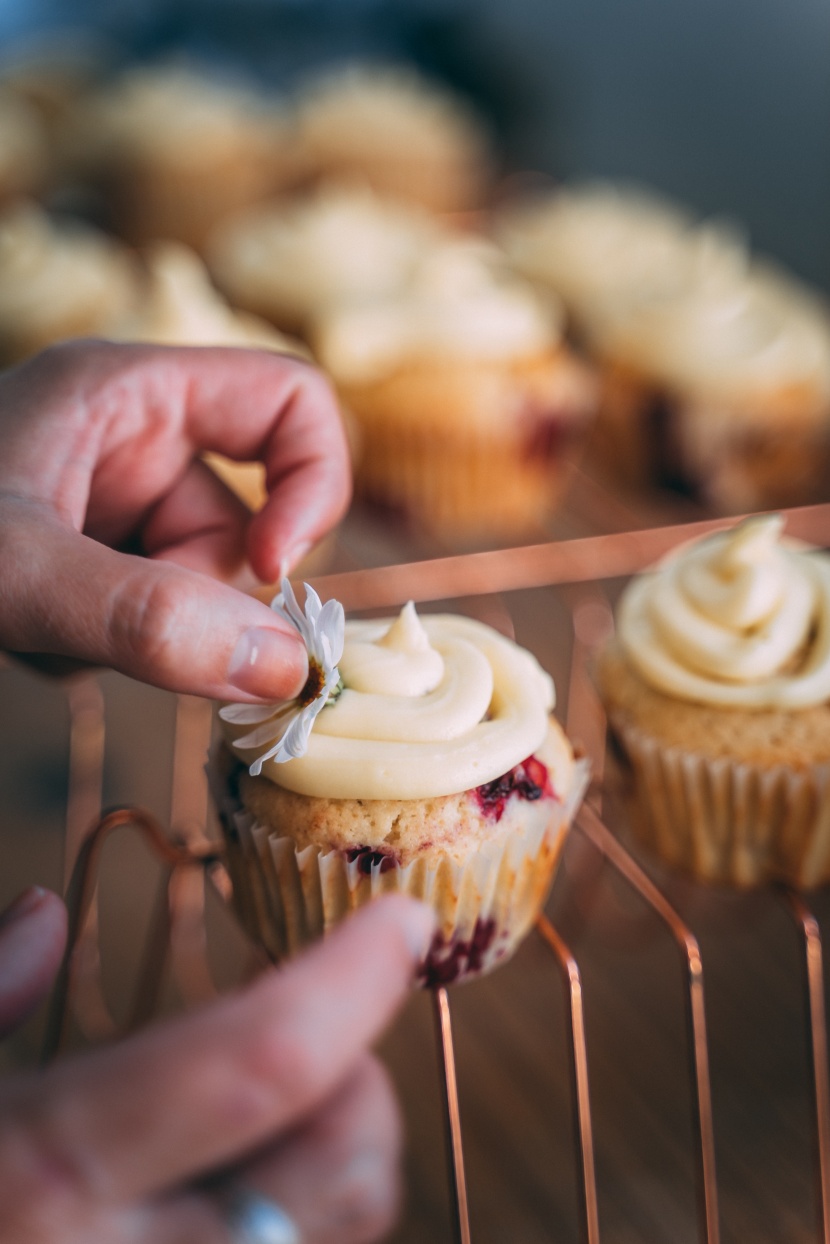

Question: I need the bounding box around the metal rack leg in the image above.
[433,986,472,1244]
[782,890,830,1244]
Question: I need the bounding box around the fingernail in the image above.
[228,628,307,699]
[1,886,48,926]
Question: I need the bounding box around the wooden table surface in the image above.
[1,473,829,1244]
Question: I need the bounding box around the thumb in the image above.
[0,888,67,1039]
[1,503,307,701]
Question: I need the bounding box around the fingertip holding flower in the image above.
[220,579,345,774]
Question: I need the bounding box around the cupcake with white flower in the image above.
[598,515,830,886]
[214,582,587,984]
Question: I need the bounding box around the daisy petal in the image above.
[219,703,280,725]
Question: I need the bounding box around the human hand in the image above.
[0,888,433,1244]
[0,340,352,702]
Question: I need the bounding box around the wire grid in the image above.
[43,504,830,1244]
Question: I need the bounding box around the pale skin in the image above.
[0,341,436,1243]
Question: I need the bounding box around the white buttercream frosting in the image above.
[77,64,286,164]
[498,182,746,329]
[297,63,488,163]
[0,201,136,337]
[111,241,302,352]
[600,263,830,400]
[314,236,560,383]
[223,606,561,798]
[209,185,439,323]
[618,515,830,709]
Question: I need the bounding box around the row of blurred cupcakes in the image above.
[0,57,494,243]
[2,51,830,534]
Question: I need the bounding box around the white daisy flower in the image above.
[219,578,345,775]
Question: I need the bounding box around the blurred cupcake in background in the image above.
[66,63,300,250]
[313,235,597,541]
[0,201,138,365]
[496,182,715,338]
[208,183,442,337]
[588,259,830,511]
[109,240,311,513]
[295,63,493,216]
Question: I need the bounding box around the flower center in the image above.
[298,657,325,707]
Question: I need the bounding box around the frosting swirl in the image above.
[224,606,557,798]
[600,264,830,400]
[618,515,830,709]
[314,237,559,384]
[209,186,439,325]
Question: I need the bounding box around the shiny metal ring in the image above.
[223,1185,302,1244]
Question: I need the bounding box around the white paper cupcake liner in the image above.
[217,757,589,985]
[611,719,830,888]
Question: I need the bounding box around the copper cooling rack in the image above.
[41,502,830,1244]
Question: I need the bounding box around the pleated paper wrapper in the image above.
[611,718,830,889]
[216,756,589,986]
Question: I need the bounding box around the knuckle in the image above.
[109,568,189,677]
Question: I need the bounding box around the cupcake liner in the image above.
[610,718,830,888]
[354,416,576,537]
[216,756,589,986]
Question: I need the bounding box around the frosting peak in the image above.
[338,602,445,696]
[618,517,830,708]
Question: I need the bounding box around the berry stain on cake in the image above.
[419,917,502,987]
[474,756,554,821]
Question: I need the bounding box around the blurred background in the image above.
[2,0,829,284]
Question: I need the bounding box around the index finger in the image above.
[1,897,433,1212]
[1,342,351,573]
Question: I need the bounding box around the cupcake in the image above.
[0,88,51,204]
[295,63,492,215]
[312,235,597,539]
[207,184,441,337]
[0,200,138,365]
[109,240,309,511]
[67,63,299,250]
[495,181,723,339]
[589,262,830,511]
[215,587,588,985]
[598,515,830,887]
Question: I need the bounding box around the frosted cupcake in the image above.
[313,235,597,539]
[0,201,138,365]
[110,241,308,511]
[598,515,830,887]
[68,63,298,250]
[216,586,588,985]
[495,182,724,337]
[295,63,492,215]
[208,184,440,337]
[590,263,830,511]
